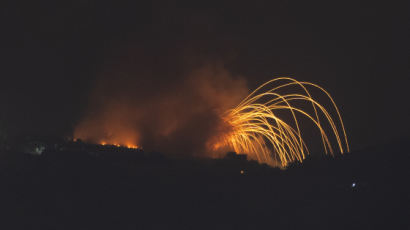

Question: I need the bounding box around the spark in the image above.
[211,77,349,168]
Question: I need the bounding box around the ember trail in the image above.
[209,77,349,168]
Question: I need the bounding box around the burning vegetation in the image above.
[73,65,248,158]
[74,65,348,168]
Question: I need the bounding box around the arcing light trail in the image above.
[210,77,349,167]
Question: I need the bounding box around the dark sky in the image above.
[1,0,409,150]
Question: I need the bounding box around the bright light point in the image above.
[351,182,356,188]
[240,170,244,174]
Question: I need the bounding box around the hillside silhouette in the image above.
[0,138,408,229]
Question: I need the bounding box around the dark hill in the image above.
[0,138,408,229]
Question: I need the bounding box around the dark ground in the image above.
[0,139,409,230]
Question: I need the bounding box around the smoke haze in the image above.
[74,62,248,157]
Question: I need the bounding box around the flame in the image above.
[208,77,349,168]
[98,141,139,149]
[126,144,139,149]
[74,115,141,150]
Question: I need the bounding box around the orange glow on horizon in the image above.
[98,141,139,149]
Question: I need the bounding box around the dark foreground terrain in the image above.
[0,139,409,230]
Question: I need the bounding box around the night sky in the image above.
[1,0,409,150]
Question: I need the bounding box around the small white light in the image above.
[351,182,356,188]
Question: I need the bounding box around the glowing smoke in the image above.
[74,64,249,157]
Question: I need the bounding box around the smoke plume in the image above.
[74,63,248,157]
